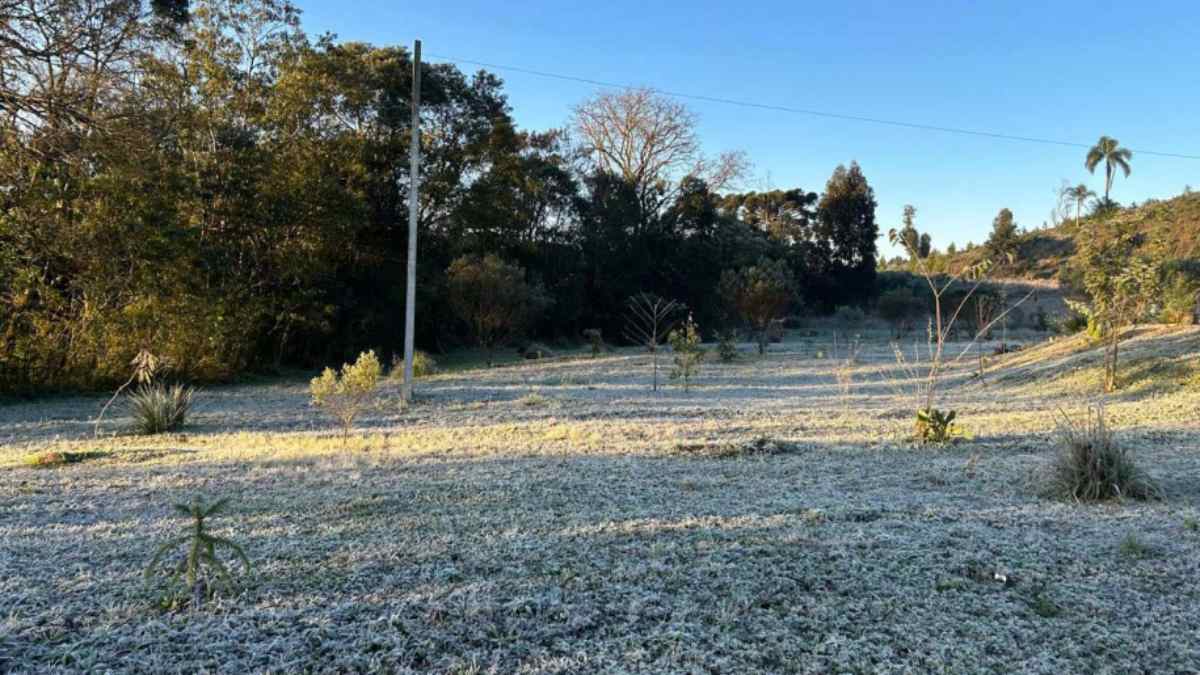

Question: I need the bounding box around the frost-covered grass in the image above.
[2,328,1200,673]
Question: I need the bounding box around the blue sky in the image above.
[298,0,1200,254]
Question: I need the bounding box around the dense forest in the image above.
[0,0,883,393]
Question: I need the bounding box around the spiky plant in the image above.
[128,382,195,434]
[1040,405,1160,502]
[914,407,964,444]
[145,497,251,609]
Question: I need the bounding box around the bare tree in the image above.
[623,292,682,392]
[572,88,747,228]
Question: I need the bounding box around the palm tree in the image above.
[1062,183,1096,227]
[1085,136,1132,203]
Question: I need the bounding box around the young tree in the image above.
[623,293,683,392]
[1073,222,1163,392]
[668,314,705,391]
[310,350,382,443]
[720,258,797,355]
[447,255,548,366]
[887,226,1032,441]
[1085,136,1133,204]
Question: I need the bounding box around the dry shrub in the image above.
[1040,405,1160,502]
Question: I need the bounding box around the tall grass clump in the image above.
[1040,405,1160,502]
[129,382,195,434]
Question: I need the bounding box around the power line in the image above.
[427,53,1200,161]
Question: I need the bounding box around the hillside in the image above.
[936,191,1200,281]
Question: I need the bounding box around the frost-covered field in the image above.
[3,328,1200,673]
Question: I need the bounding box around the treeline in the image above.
[0,0,879,394]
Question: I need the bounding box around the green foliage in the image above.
[1118,533,1155,559]
[716,329,739,363]
[1158,271,1199,325]
[668,315,705,390]
[1072,220,1164,391]
[1040,405,1160,502]
[129,383,196,435]
[985,208,1020,261]
[310,350,382,441]
[833,305,866,325]
[447,255,549,367]
[720,258,797,355]
[0,0,884,395]
[877,287,922,336]
[914,408,964,445]
[392,351,438,379]
[1085,136,1133,202]
[145,497,252,610]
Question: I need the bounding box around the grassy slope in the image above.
[951,191,1200,280]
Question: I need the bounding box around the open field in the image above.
[3,327,1200,673]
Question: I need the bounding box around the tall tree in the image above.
[816,162,879,307]
[572,88,747,230]
[986,208,1019,260]
[1085,136,1133,203]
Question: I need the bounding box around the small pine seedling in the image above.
[145,497,252,610]
[668,314,705,391]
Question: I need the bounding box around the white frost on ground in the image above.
[2,328,1199,673]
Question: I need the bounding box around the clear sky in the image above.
[297,0,1200,254]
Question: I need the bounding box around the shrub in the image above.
[582,329,605,358]
[1055,311,1089,335]
[1159,272,1199,325]
[914,407,964,444]
[447,254,550,366]
[716,329,738,363]
[1040,405,1160,502]
[128,383,195,434]
[391,351,437,379]
[310,350,382,441]
[668,314,705,390]
[833,305,866,326]
[145,497,251,610]
[719,258,797,354]
[877,287,921,337]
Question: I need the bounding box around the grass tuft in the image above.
[128,383,195,435]
[1039,404,1160,502]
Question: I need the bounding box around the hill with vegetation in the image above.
[931,191,1200,281]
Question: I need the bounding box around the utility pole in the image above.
[401,39,421,405]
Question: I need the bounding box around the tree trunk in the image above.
[1105,331,1119,392]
